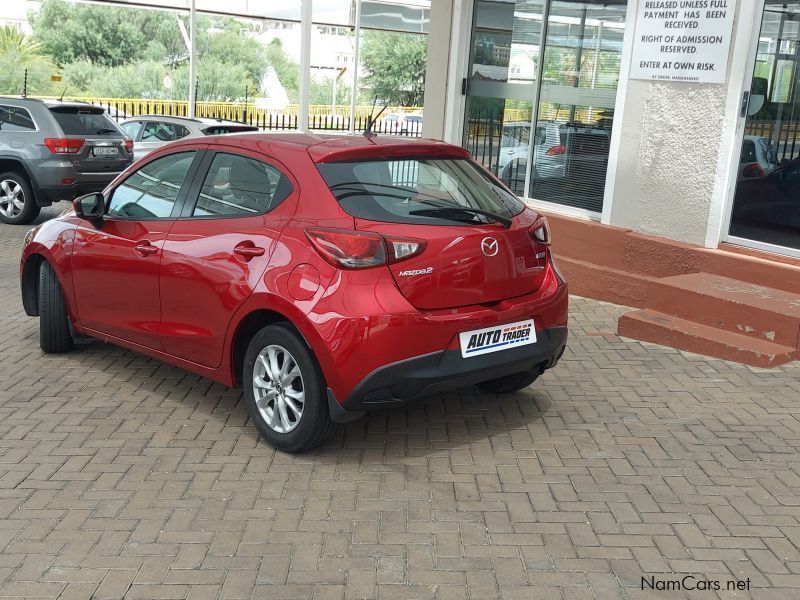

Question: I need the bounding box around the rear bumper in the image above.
[34,168,127,206]
[330,325,567,416]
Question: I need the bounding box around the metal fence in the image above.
[74,97,424,137]
[745,120,800,162]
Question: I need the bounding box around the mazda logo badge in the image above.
[481,237,499,257]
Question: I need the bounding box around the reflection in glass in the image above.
[729,1,800,252]
[462,0,627,214]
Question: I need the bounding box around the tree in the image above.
[360,30,427,106]
[31,0,155,67]
[0,25,58,96]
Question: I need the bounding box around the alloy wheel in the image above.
[0,180,25,218]
[252,344,305,434]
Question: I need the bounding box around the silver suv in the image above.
[0,97,133,224]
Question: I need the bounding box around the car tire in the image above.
[0,172,40,225]
[38,261,73,354]
[243,323,335,453]
[477,370,539,394]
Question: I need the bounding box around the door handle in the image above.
[234,244,265,260]
[134,241,159,257]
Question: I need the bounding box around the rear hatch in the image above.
[48,105,132,173]
[317,155,549,310]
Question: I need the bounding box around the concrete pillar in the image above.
[605,0,763,248]
[422,0,473,143]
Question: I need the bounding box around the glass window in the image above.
[49,107,119,135]
[0,105,36,132]
[142,121,190,142]
[108,152,195,219]
[318,158,524,226]
[463,0,627,213]
[193,153,292,217]
[120,121,144,140]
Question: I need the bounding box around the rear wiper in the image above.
[96,128,117,135]
[410,207,512,228]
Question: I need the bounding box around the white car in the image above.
[119,115,259,161]
[497,121,567,189]
[382,112,423,136]
[739,135,780,180]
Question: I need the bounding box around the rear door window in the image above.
[49,106,119,135]
[318,158,524,226]
[191,152,292,217]
[0,105,36,132]
[142,121,190,142]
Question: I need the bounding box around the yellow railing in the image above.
[57,97,422,121]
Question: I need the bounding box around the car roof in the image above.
[125,114,253,127]
[0,96,101,110]
[164,131,471,163]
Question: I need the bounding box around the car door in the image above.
[158,148,298,368]
[71,149,202,348]
[137,121,190,159]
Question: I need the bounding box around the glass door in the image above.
[728,1,800,255]
[462,0,628,214]
[462,0,546,196]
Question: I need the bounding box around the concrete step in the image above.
[618,309,798,368]
[557,256,651,308]
[646,273,800,349]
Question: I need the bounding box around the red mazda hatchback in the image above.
[20,133,568,452]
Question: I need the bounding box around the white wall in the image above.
[606,0,763,248]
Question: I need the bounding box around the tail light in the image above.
[305,228,426,269]
[44,138,85,154]
[530,216,550,245]
[742,163,765,178]
[123,136,134,153]
[545,144,566,156]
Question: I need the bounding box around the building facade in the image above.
[422,0,800,260]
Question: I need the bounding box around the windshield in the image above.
[49,107,120,136]
[317,158,524,226]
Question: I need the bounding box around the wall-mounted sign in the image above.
[630,0,735,84]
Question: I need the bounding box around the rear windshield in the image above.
[317,158,524,226]
[202,125,259,135]
[49,107,120,136]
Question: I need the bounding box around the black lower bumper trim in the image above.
[335,326,567,413]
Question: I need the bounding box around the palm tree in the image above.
[0,26,44,62]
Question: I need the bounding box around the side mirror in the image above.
[73,192,105,221]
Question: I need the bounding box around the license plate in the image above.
[459,319,536,358]
[92,146,118,157]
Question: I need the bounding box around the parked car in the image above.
[382,112,423,136]
[498,121,567,187]
[739,135,780,180]
[0,97,133,224]
[20,132,568,452]
[120,115,259,160]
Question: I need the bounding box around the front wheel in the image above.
[38,261,73,353]
[477,370,539,394]
[243,323,335,453]
[0,172,40,225]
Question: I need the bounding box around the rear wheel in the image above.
[477,370,539,394]
[38,261,73,353]
[243,323,335,453]
[0,172,40,225]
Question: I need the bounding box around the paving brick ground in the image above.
[1,208,800,599]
